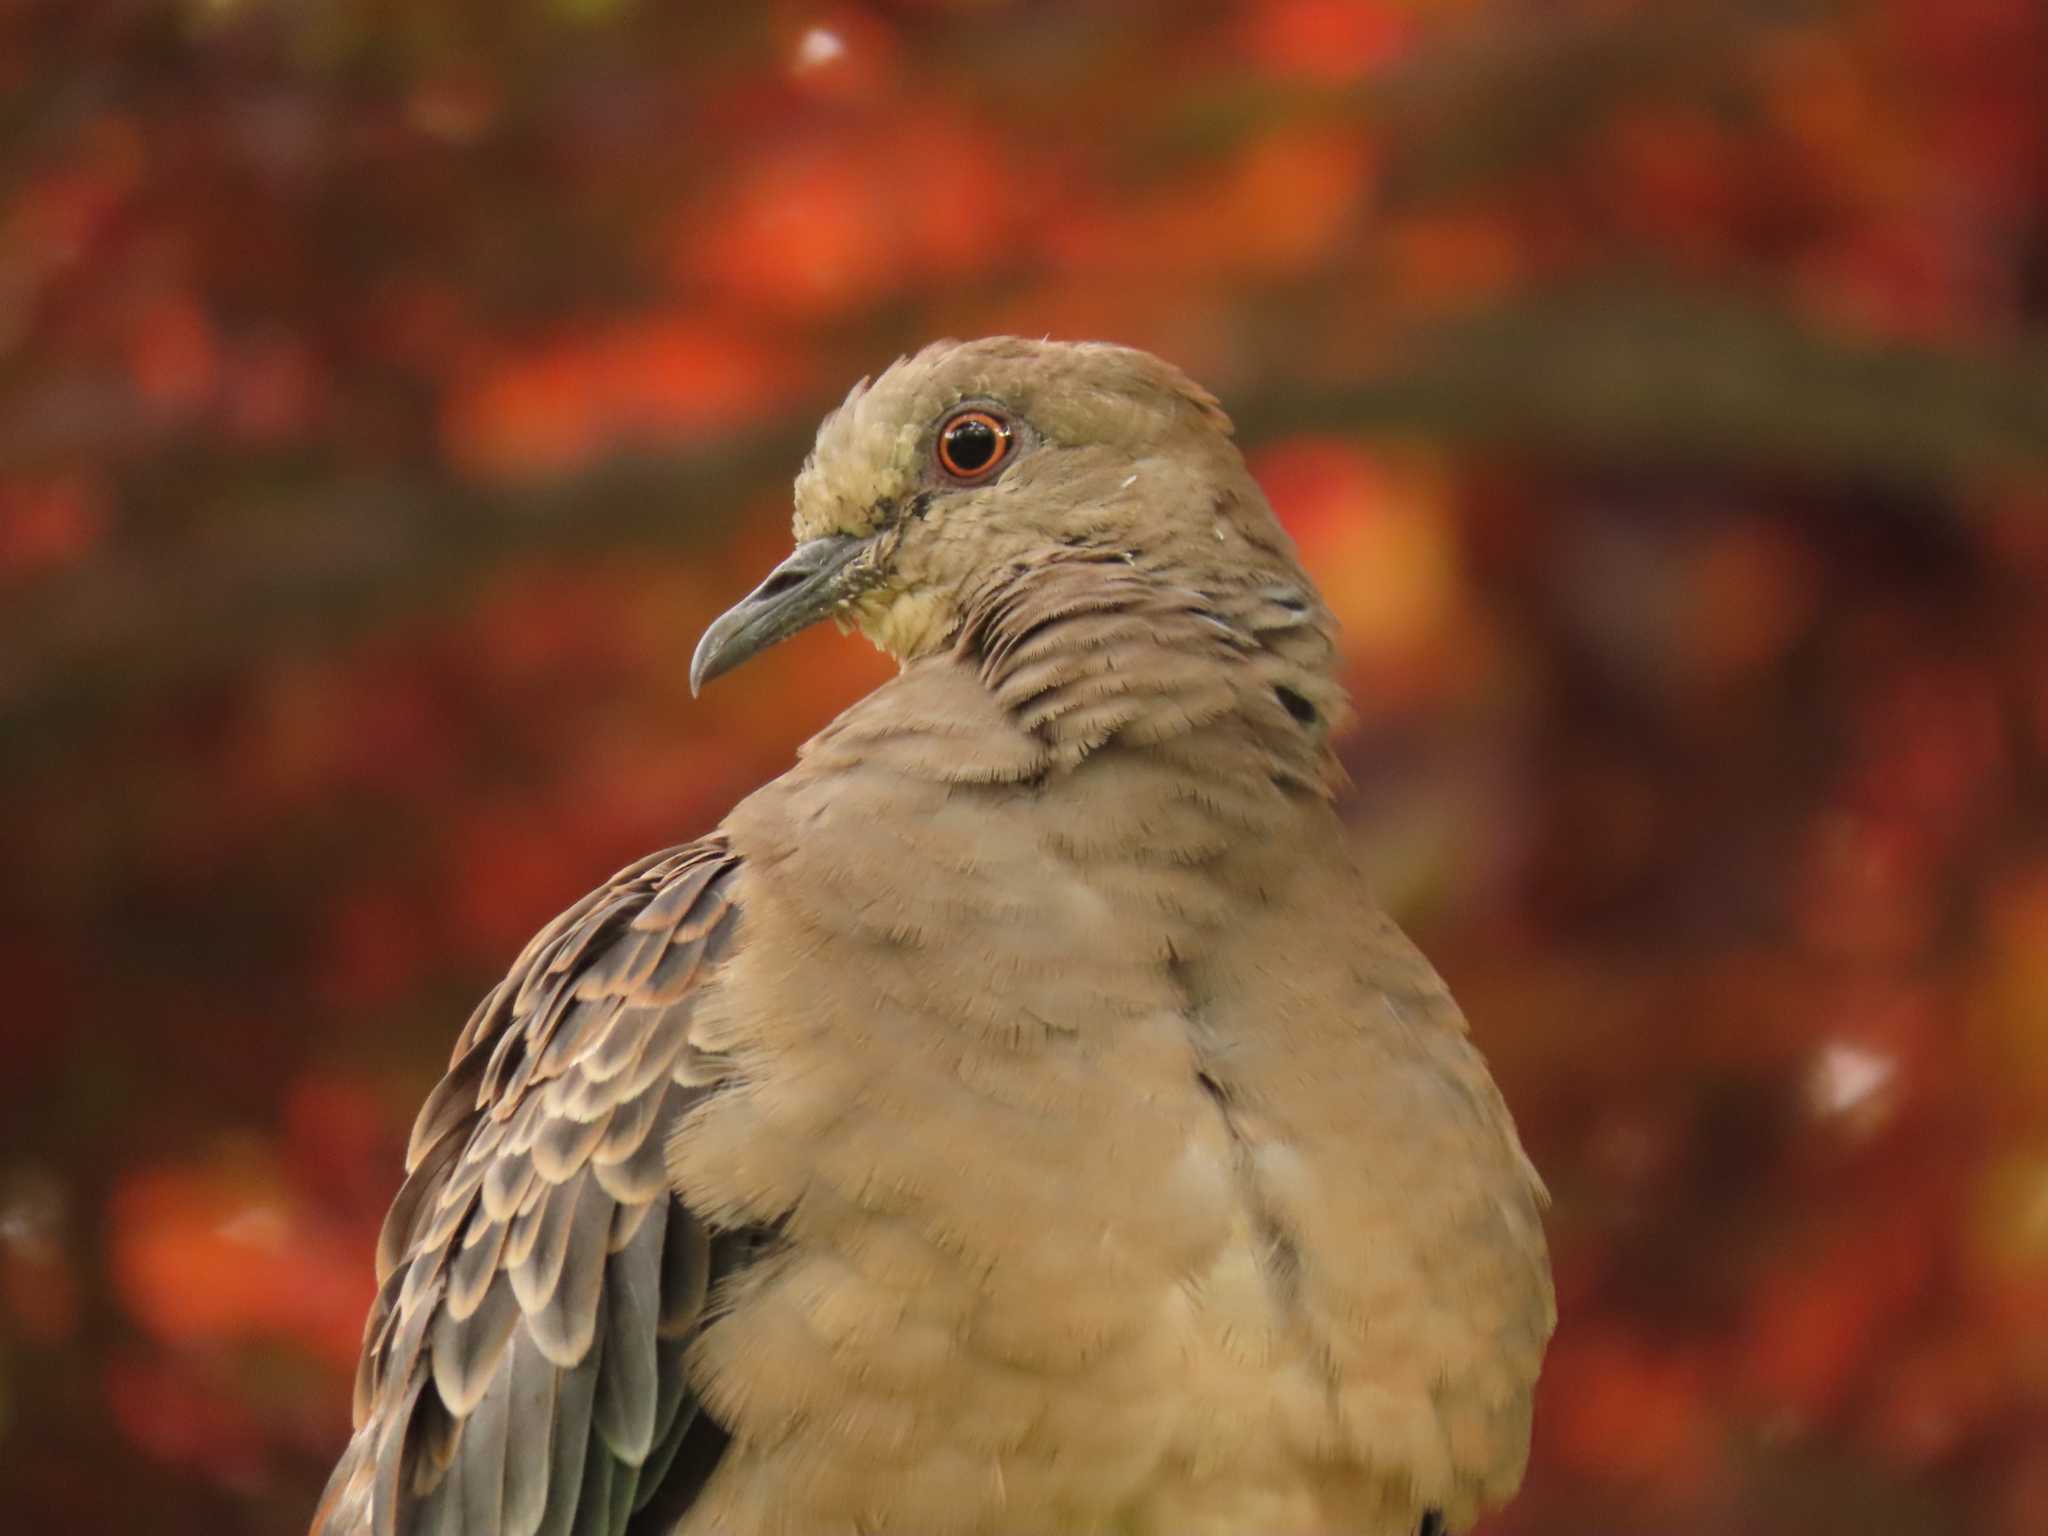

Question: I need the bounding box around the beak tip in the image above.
[687,633,717,698]
[689,532,865,699]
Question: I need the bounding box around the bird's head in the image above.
[690,336,1273,693]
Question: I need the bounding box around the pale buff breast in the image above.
[667,737,1490,1536]
[675,1004,1422,1536]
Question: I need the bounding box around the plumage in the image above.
[500,1334,558,1536]
[593,1197,665,1461]
[431,1268,517,1411]
[313,338,1553,1536]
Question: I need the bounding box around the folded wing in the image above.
[313,841,753,1536]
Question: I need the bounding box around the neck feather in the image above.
[957,549,1347,791]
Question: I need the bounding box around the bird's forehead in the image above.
[791,339,1037,541]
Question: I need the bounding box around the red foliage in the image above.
[6,2,2048,1531]
[445,320,801,478]
[1538,1324,1719,1493]
[0,473,107,583]
[1240,0,1414,84]
[109,1159,374,1369]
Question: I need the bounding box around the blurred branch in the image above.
[0,427,812,776]
[1248,278,2048,480]
[5,278,2044,775]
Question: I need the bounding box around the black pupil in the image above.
[946,418,999,473]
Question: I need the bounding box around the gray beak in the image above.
[690,533,869,695]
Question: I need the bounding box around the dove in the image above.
[314,337,1553,1536]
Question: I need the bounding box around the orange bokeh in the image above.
[5,2,2047,1532]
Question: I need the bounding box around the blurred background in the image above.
[3,0,2046,1532]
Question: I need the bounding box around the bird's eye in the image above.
[936,409,1012,482]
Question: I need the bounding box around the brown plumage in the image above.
[314,338,1554,1536]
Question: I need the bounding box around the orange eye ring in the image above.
[936,409,1012,482]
